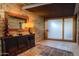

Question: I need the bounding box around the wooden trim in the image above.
[62,18,64,41]
[8,28,28,31]
[8,29,20,31]
[45,16,74,20]
[73,16,76,42]
[48,39,75,42]
[5,12,29,22]
[3,12,29,36]
[44,17,46,40]
[64,16,76,42]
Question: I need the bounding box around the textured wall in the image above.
[34,16,45,43]
[75,4,79,45]
[0,9,4,55]
[74,3,79,15]
[45,20,48,39]
[77,12,79,45]
[0,3,45,43]
[0,10,4,37]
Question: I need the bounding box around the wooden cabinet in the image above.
[1,34,35,56]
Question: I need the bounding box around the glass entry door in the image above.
[64,18,73,40]
[48,19,63,40]
[48,17,74,41]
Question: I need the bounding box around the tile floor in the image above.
[18,40,79,56]
[38,40,79,56]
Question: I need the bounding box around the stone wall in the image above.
[77,12,79,45]
[0,3,45,43]
[75,3,79,45]
[0,9,5,55]
[34,16,45,43]
[45,20,48,39]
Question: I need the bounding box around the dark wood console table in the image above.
[1,34,35,56]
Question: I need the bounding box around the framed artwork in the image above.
[6,12,28,36]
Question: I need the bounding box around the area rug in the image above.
[18,45,74,56]
[38,45,73,56]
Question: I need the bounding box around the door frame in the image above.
[46,16,76,42]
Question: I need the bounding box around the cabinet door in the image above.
[48,19,63,39]
[0,39,2,56]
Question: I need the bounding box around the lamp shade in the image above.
[22,22,34,29]
[26,22,34,28]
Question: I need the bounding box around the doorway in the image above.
[48,17,75,41]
